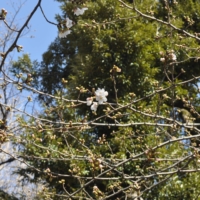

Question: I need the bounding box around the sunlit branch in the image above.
[3,20,19,32]
[0,0,42,70]
[39,5,57,26]
[118,0,200,41]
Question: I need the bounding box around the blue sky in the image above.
[1,0,61,61]
[0,0,63,114]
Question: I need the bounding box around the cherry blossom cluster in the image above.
[58,7,88,38]
[86,88,108,112]
[160,50,177,63]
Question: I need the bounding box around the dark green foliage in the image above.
[0,190,18,200]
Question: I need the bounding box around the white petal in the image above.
[58,30,71,38]
[74,7,88,16]
[91,102,98,111]
[98,100,104,105]
[66,18,73,28]
[104,91,108,96]
[86,97,93,106]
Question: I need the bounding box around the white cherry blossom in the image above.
[86,97,93,106]
[66,18,73,28]
[91,102,98,112]
[95,88,108,104]
[59,30,71,38]
[74,7,88,16]
[160,57,165,62]
[171,53,177,61]
[169,52,177,61]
